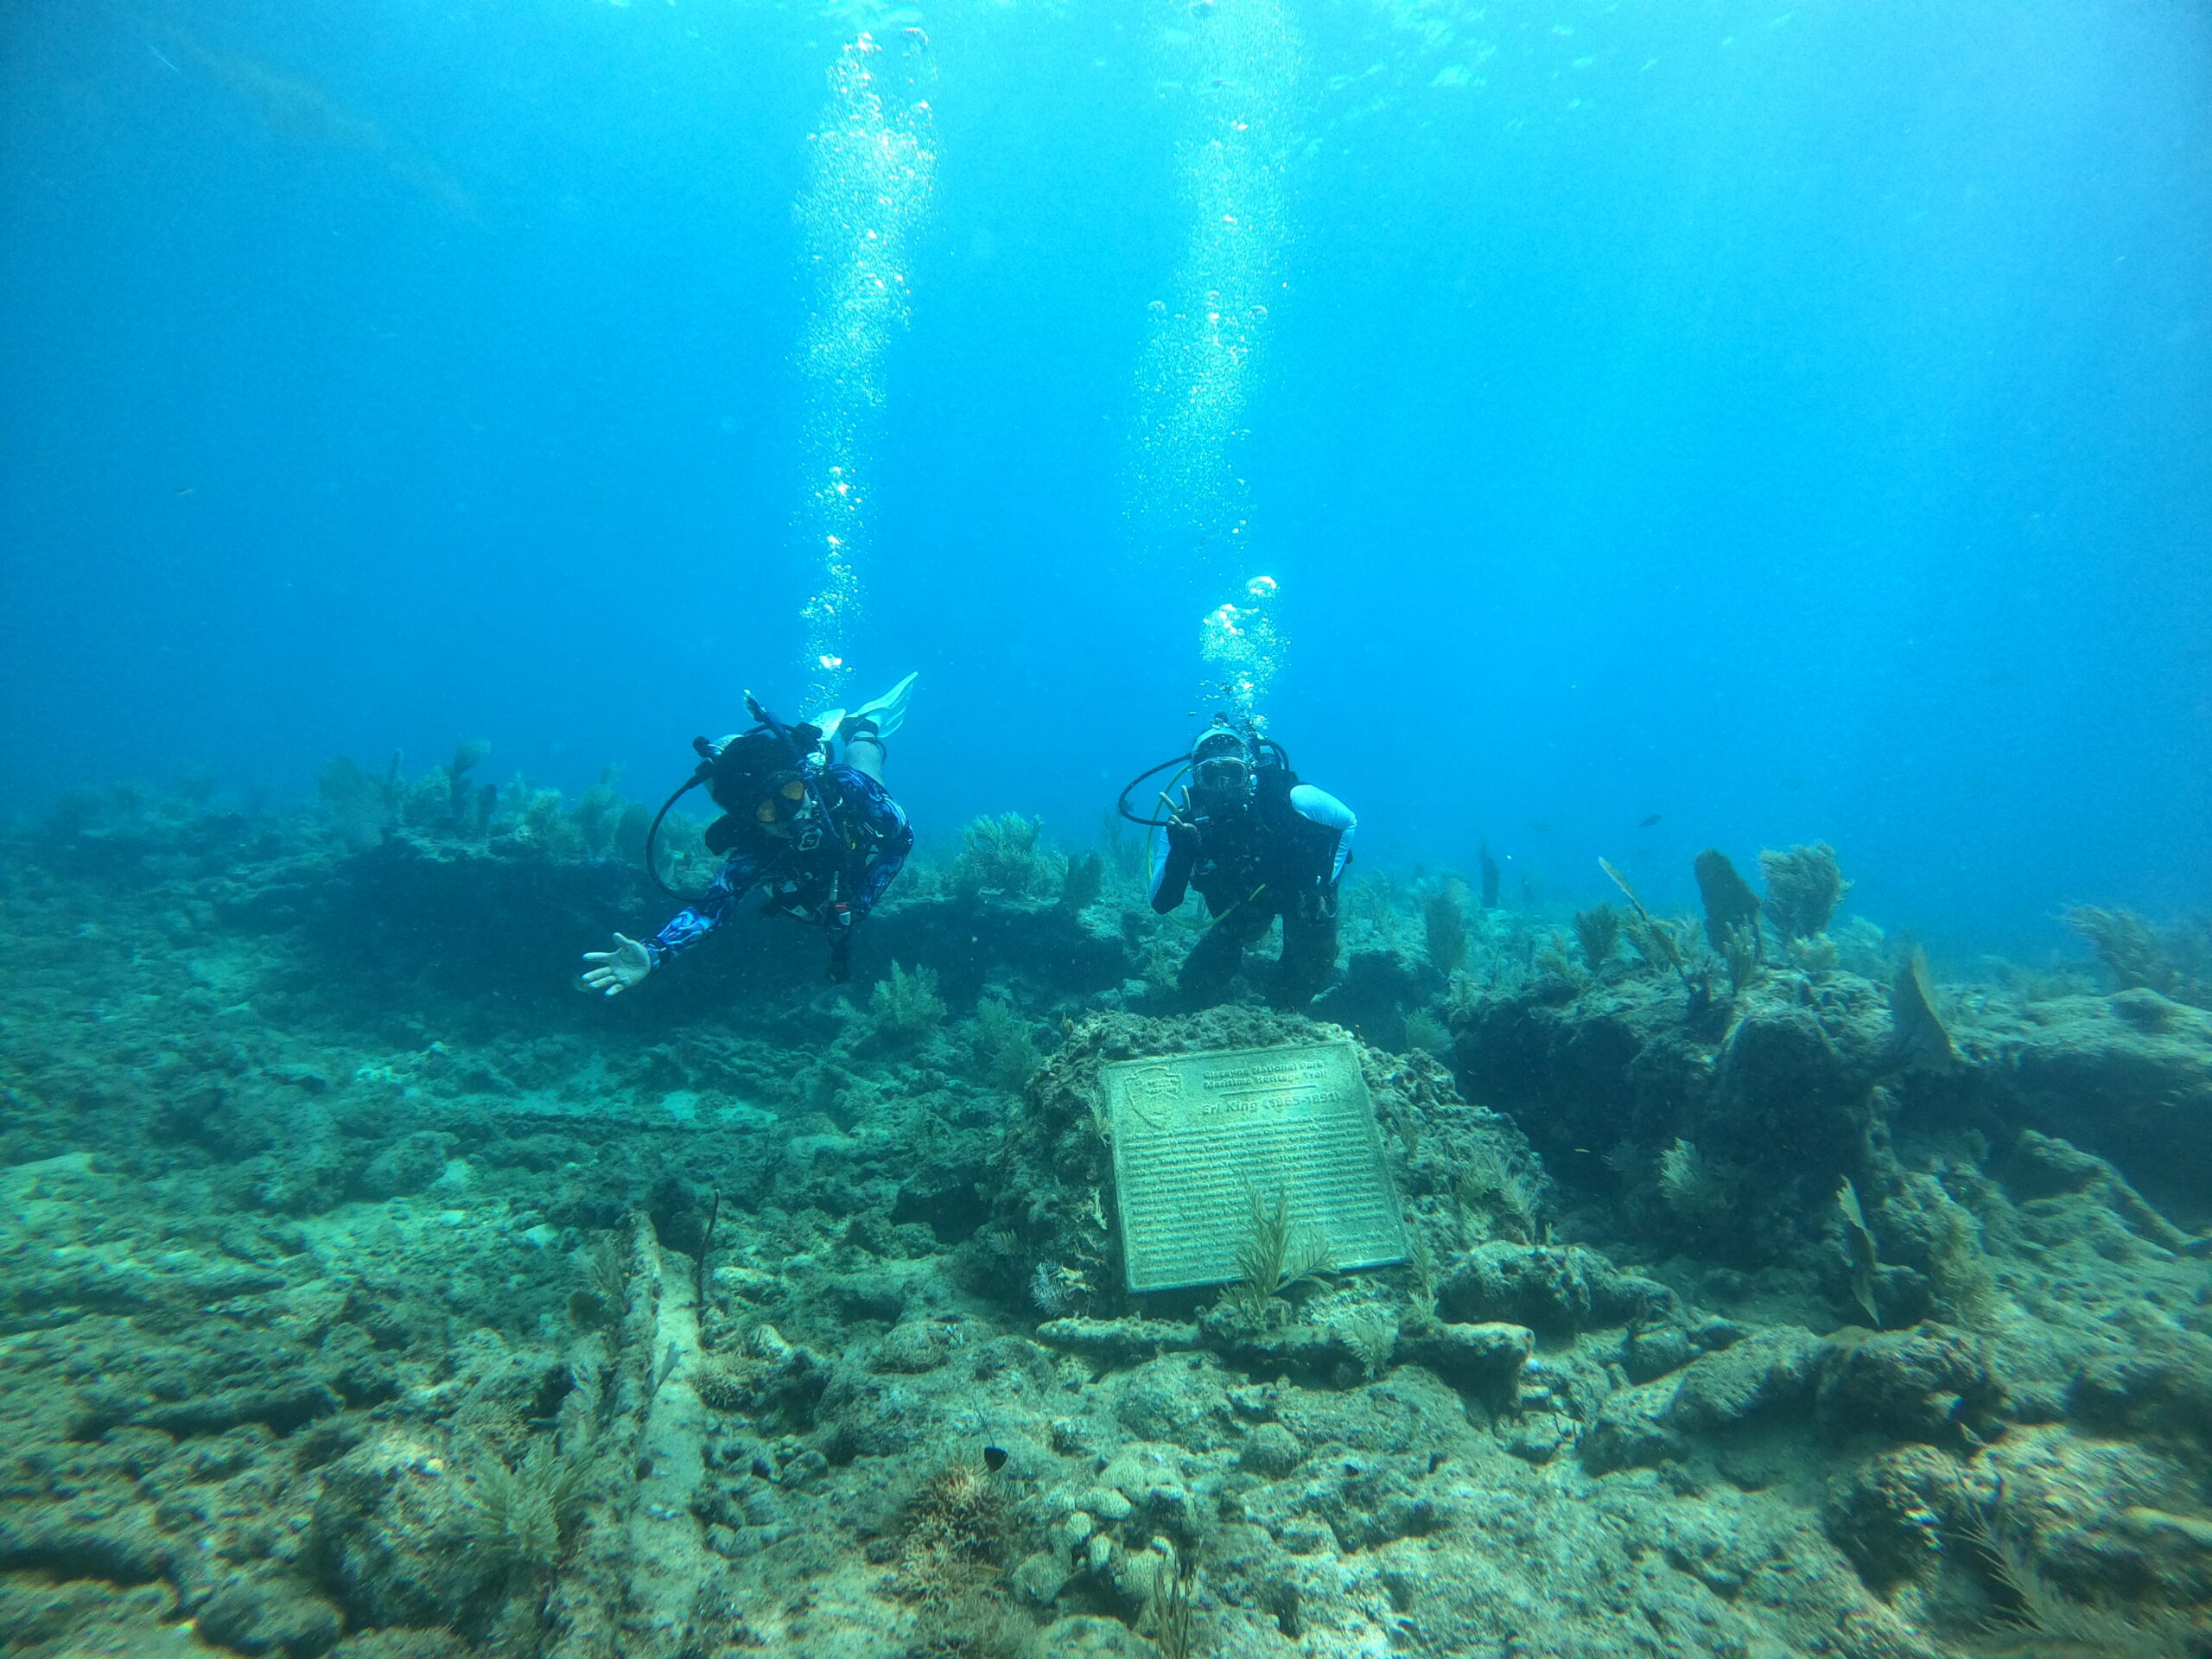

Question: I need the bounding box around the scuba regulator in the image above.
[1115,715,1294,831]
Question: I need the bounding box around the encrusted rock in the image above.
[1396,1319,1532,1403]
[872,1319,950,1374]
[195,1569,345,1659]
[308,1433,488,1628]
[1237,1421,1304,1478]
[1503,1415,1573,1465]
[325,1635,470,1659]
[2069,1330,2212,1446]
[1273,1450,1449,1548]
[1813,1324,2007,1446]
[1665,1327,1821,1435]
[1437,1243,1675,1336]
[355,1132,456,1200]
[1035,1613,1154,1656]
[1989,995,2212,1213]
[1108,1356,1236,1448]
[1619,1322,1697,1383]
[1821,1445,1984,1591]
[1194,1307,1370,1379]
[1033,1318,1202,1363]
[1581,1385,1686,1473]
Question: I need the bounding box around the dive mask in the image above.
[754,771,813,825]
[1193,754,1251,794]
[1191,725,1254,797]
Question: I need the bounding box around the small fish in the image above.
[174,486,194,495]
[1528,820,1555,834]
[1637,813,1662,829]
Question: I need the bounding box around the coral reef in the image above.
[965,996,1042,1093]
[1572,902,1621,972]
[1891,947,1956,1069]
[868,960,949,1042]
[1422,884,1468,976]
[1693,848,1764,958]
[2068,906,2212,1010]
[1761,842,1851,941]
[1059,849,1105,914]
[1600,855,1696,992]
[952,812,1052,899]
[0,768,2207,1659]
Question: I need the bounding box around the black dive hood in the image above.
[1115,717,1294,830]
[643,693,822,899]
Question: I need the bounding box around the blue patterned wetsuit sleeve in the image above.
[830,765,913,918]
[645,852,767,965]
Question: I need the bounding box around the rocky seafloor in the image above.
[2,771,2209,1659]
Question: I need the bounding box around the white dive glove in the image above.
[579,933,654,997]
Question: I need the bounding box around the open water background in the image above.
[3,0,2208,953]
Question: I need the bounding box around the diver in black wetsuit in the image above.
[1135,720,1357,1008]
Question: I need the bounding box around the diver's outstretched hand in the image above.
[580,933,653,997]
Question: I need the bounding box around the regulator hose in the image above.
[1115,754,1193,828]
[642,773,710,901]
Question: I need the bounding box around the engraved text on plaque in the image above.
[1103,1039,1407,1294]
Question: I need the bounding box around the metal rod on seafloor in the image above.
[695,1189,721,1342]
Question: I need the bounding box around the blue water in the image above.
[3,0,2207,955]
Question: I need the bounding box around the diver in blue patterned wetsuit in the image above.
[579,677,916,993]
[1147,721,1356,1008]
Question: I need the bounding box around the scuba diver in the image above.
[1120,718,1356,1008]
[578,675,917,994]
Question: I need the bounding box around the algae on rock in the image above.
[458,1433,593,1580]
[1224,1185,1334,1323]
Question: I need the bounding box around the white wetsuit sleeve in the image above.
[1289,784,1357,883]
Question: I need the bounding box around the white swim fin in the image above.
[848,671,918,741]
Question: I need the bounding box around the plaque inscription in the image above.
[1103,1039,1407,1294]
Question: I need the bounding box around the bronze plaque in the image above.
[1103,1039,1407,1294]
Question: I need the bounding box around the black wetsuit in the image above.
[1149,774,1357,1007]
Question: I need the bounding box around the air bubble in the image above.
[792,33,938,707]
